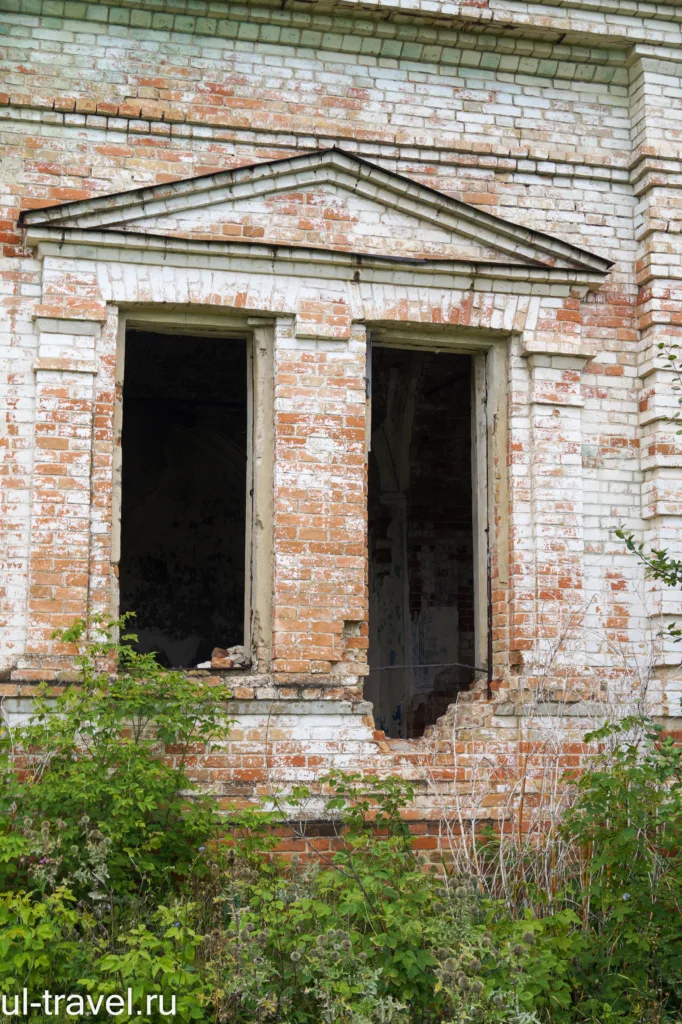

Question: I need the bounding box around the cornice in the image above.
[11,99,682,203]
[0,101,633,183]
[24,227,610,291]
[9,0,681,43]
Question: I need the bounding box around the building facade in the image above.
[1,0,682,828]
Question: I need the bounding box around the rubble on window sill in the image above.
[196,646,252,671]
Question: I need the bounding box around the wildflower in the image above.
[456,974,469,991]
[471,980,484,997]
[455,885,467,898]
[290,950,302,962]
[512,944,526,957]
[198,846,205,851]
[468,957,481,973]
[622,893,631,900]
[522,930,535,945]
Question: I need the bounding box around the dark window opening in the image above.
[367,347,475,739]
[119,331,248,668]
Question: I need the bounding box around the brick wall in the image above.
[2,0,682,821]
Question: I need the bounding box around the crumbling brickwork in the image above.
[2,0,682,831]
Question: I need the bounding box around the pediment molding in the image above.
[21,149,613,286]
[25,228,603,293]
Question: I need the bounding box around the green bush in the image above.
[81,903,207,1023]
[0,616,231,901]
[0,887,85,996]
[0,618,681,1022]
[562,718,682,1023]
[0,616,231,1021]
[197,772,579,1024]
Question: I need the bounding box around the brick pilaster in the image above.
[16,317,101,674]
[271,318,368,680]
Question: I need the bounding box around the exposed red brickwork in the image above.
[272,329,368,675]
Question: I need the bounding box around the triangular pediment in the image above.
[118,183,512,264]
[20,148,612,277]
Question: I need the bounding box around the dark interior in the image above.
[119,330,248,668]
[367,347,475,739]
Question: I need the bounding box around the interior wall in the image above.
[119,331,247,667]
[367,348,474,738]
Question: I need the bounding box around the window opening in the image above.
[119,330,248,668]
[367,347,476,738]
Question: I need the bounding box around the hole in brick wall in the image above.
[119,330,248,668]
[367,347,475,739]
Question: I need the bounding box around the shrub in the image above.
[0,616,232,901]
[196,773,581,1024]
[0,887,85,997]
[0,616,232,1020]
[0,619,681,1022]
[562,717,682,1022]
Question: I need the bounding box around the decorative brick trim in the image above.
[0,101,635,181]
[25,232,610,292]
